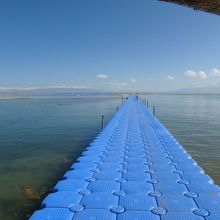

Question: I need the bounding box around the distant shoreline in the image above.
[0,93,220,97]
[0,97,33,100]
[17,92,220,96]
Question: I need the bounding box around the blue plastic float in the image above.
[30,95,220,220]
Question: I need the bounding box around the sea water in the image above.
[0,94,121,220]
[0,94,220,219]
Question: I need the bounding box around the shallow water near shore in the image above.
[0,94,121,220]
[0,94,220,219]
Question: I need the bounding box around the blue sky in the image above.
[0,0,220,92]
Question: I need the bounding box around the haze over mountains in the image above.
[0,87,109,94]
[1,84,220,94]
[169,84,220,94]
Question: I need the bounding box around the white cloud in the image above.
[197,71,207,79]
[184,70,197,78]
[184,68,220,79]
[210,68,220,77]
[130,78,137,82]
[167,75,175,80]
[184,70,207,79]
[96,74,108,79]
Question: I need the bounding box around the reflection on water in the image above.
[0,94,220,219]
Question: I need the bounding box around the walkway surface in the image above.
[30,95,220,220]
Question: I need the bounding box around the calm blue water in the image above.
[0,94,121,220]
[0,94,220,220]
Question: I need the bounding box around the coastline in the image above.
[0,97,32,100]
[0,92,220,97]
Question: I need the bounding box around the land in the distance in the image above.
[1,92,220,97]
[0,97,32,100]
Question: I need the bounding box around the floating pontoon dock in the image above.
[30,95,220,220]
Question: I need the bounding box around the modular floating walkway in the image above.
[30,95,220,220]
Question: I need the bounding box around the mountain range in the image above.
[1,84,220,94]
